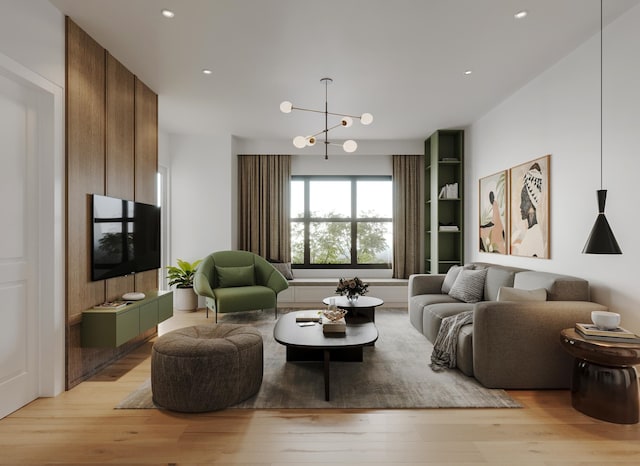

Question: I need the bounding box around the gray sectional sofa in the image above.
[408,262,607,389]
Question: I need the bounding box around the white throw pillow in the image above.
[448,268,487,303]
[496,287,547,302]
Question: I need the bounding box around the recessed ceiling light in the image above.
[161,9,175,18]
[464,70,472,75]
[514,10,528,19]
[202,69,213,75]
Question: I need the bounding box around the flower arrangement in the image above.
[335,277,369,299]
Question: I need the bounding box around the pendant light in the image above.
[582,0,622,254]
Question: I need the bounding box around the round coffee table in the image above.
[560,328,640,424]
[274,312,378,401]
[322,295,384,322]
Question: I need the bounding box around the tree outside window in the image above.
[291,176,392,268]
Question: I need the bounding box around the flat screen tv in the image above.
[91,194,161,281]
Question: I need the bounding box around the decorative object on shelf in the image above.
[279,77,373,160]
[479,170,508,254]
[509,155,550,259]
[167,258,202,311]
[335,277,369,301]
[583,0,622,255]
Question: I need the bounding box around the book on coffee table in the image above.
[575,323,639,339]
[296,310,322,322]
[322,316,346,334]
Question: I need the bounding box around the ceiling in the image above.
[49,0,640,143]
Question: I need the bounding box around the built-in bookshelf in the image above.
[424,130,464,274]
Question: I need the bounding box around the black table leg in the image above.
[324,349,330,401]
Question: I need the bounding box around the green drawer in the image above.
[158,292,173,322]
[139,301,158,333]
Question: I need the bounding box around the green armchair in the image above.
[194,250,289,322]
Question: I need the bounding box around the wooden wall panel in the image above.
[105,53,135,299]
[135,77,158,205]
[65,18,106,325]
[65,19,159,388]
[134,77,159,293]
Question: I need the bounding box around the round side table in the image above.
[560,328,640,424]
[322,295,384,323]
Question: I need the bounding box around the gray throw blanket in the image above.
[430,310,473,372]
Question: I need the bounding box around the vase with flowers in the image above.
[335,277,369,302]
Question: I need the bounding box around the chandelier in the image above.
[279,77,373,160]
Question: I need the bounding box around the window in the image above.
[291,176,392,268]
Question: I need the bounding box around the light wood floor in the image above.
[2,309,640,465]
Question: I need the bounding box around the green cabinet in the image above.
[81,290,173,347]
[424,130,464,274]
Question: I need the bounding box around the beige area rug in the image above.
[116,309,521,409]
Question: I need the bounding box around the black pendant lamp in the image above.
[582,0,622,254]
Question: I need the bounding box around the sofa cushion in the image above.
[449,268,487,303]
[441,264,473,294]
[269,260,294,280]
[497,287,547,302]
[422,302,475,342]
[513,271,589,301]
[216,265,255,288]
[484,266,518,301]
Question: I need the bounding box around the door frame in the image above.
[0,51,65,398]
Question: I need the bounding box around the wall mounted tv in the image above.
[91,194,161,281]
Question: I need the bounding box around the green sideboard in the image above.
[81,290,173,347]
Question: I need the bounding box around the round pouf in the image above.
[151,324,263,412]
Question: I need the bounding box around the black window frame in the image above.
[291,175,392,269]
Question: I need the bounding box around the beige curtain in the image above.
[238,155,291,261]
[392,155,423,278]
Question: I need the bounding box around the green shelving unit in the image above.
[81,290,173,347]
[424,129,464,274]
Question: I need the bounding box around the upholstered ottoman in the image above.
[151,324,263,412]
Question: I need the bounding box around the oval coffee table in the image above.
[274,312,378,401]
[560,328,640,424]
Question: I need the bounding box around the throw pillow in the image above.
[448,268,488,303]
[496,287,547,302]
[269,260,294,280]
[215,265,255,288]
[441,264,474,294]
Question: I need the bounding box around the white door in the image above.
[0,72,39,418]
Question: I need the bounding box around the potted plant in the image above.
[167,258,202,311]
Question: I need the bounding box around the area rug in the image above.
[116,309,521,409]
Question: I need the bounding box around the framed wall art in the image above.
[479,170,508,254]
[509,155,550,258]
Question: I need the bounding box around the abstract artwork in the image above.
[509,155,550,258]
[479,170,508,254]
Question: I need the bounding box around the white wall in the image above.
[467,5,640,332]
[168,133,233,264]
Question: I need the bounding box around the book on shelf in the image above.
[93,300,130,310]
[439,225,459,232]
[296,310,322,322]
[438,182,459,199]
[575,323,639,339]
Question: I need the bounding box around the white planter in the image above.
[174,287,198,311]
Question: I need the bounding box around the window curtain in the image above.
[392,155,423,278]
[238,155,291,261]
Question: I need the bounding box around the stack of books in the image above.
[439,225,459,232]
[575,323,640,343]
[322,316,346,334]
[92,300,130,310]
[295,310,322,322]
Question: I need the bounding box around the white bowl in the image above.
[591,311,621,330]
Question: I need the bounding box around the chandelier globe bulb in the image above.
[360,113,373,125]
[343,140,358,153]
[293,136,307,148]
[280,101,293,113]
